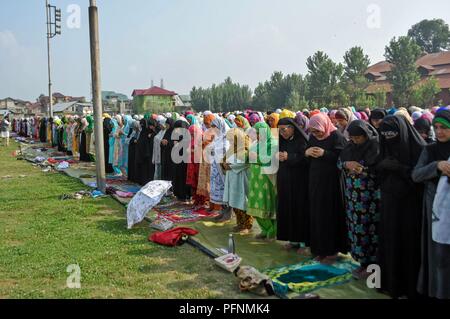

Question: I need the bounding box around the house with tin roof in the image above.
[365,51,450,106]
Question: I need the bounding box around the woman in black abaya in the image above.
[161,118,176,182]
[172,120,191,201]
[103,115,114,174]
[377,114,426,299]
[135,118,155,186]
[276,117,310,253]
[306,113,348,264]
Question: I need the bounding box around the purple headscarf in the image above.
[295,112,310,131]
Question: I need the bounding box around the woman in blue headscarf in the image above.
[122,115,133,174]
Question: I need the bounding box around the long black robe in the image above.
[308,130,348,257]
[39,118,47,143]
[127,131,139,184]
[135,119,155,186]
[376,115,426,299]
[79,130,93,162]
[57,126,66,152]
[276,118,310,244]
[161,119,176,182]
[172,120,191,201]
[103,118,114,174]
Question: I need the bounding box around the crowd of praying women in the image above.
[12,104,450,299]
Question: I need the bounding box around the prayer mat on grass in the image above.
[154,206,219,224]
[175,221,388,299]
[264,259,358,297]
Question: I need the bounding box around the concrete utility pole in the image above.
[45,0,53,118]
[45,1,61,118]
[89,0,106,193]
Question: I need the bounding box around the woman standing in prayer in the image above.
[208,117,230,212]
[306,113,348,264]
[338,120,381,279]
[79,118,94,162]
[121,115,133,174]
[294,112,310,133]
[135,118,155,185]
[247,122,278,240]
[234,115,251,131]
[126,120,141,184]
[39,117,47,143]
[222,128,252,233]
[414,117,435,144]
[112,115,125,176]
[65,116,74,156]
[266,113,279,129]
[187,123,206,206]
[376,115,426,299]
[153,116,167,180]
[413,109,450,299]
[335,107,357,140]
[276,117,310,253]
[197,114,215,208]
[172,120,191,202]
[103,114,114,174]
[161,118,176,183]
[369,109,387,133]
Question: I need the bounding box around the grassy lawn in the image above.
[0,141,241,299]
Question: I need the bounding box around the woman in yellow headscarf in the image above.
[266,113,279,129]
[279,109,296,120]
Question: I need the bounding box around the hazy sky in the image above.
[1,0,450,102]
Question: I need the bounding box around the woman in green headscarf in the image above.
[247,122,278,239]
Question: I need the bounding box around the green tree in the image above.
[252,72,308,110]
[410,76,441,107]
[372,88,387,108]
[408,19,450,53]
[190,78,252,112]
[384,36,422,106]
[306,51,344,106]
[342,46,371,106]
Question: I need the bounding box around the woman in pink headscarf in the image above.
[306,113,348,264]
[358,111,369,122]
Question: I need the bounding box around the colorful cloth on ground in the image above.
[235,209,254,230]
[264,258,359,295]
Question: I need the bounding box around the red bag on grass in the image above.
[149,227,199,247]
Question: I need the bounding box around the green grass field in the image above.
[0,141,241,299]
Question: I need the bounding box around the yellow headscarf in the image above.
[267,113,280,128]
[279,109,295,120]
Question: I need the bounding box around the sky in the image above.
[1,0,450,102]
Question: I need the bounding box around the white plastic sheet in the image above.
[126,180,172,229]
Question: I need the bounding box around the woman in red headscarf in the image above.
[306,113,348,264]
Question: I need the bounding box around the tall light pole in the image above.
[89,0,106,193]
[45,1,61,118]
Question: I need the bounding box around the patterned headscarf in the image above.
[235,115,251,130]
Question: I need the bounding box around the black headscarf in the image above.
[379,115,426,166]
[369,108,387,125]
[428,110,450,162]
[277,117,309,143]
[340,120,380,167]
[163,118,175,141]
